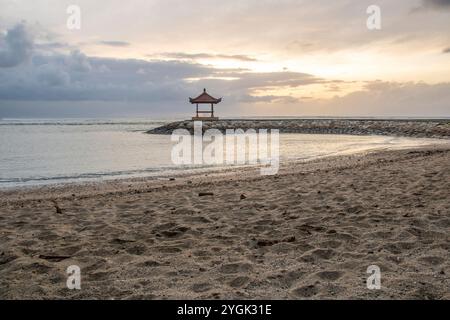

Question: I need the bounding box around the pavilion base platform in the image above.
[191,117,219,121]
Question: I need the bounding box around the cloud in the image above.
[152,52,257,62]
[0,25,319,105]
[0,50,318,104]
[413,0,450,12]
[239,94,300,104]
[243,80,450,117]
[2,41,448,117]
[1,48,449,117]
[322,80,450,116]
[443,47,450,53]
[234,72,325,90]
[0,18,449,118]
[66,50,92,72]
[0,50,216,102]
[422,0,450,9]
[35,42,70,50]
[0,23,33,67]
[36,63,70,87]
[98,41,130,47]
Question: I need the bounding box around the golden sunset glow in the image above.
[1,0,449,117]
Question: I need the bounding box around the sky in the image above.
[0,0,449,118]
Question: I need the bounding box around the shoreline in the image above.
[1,145,449,299]
[1,131,445,195]
[0,142,447,204]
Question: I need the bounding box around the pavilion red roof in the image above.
[189,89,222,104]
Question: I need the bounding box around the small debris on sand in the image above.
[198,192,214,197]
[52,201,63,214]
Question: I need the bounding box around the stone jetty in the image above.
[147,119,450,139]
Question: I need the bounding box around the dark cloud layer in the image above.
[0,23,33,67]
[419,0,450,11]
[152,52,257,62]
[0,52,320,103]
[423,0,450,8]
[1,22,449,118]
[0,23,322,106]
[98,41,131,47]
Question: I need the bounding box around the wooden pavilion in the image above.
[189,88,222,121]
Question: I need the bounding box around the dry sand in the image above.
[0,146,449,299]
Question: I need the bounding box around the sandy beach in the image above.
[0,144,449,299]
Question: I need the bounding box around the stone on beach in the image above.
[147,119,450,139]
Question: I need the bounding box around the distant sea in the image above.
[0,118,445,188]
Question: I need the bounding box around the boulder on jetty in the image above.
[147,119,450,139]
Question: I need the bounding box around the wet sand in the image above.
[0,146,449,299]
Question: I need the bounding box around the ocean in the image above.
[0,118,445,188]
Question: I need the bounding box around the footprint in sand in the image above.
[229,276,250,288]
[184,216,211,224]
[435,218,450,228]
[311,248,336,260]
[315,271,344,281]
[418,256,445,266]
[0,253,18,266]
[300,248,336,263]
[384,242,415,255]
[192,250,212,258]
[160,226,190,238]
[292,284,319,298]
[267,270,305,288]
[319,240,342,249]
[155,246,183,253]
[191,282,213,293]
[21,261,53,274]
[137,259,163,267]
[87,270,111,282]
[124,244,147,255]
[219,262,253,274]
[326,231,356,242]
[152,222,177,232]
[172,208,196,215]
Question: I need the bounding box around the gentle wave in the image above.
[1,119,446,188]
[0,120,171,126]
[0,164,221,186]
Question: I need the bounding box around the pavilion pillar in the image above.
[190,89,221,120]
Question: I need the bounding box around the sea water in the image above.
[0,118,446,188]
